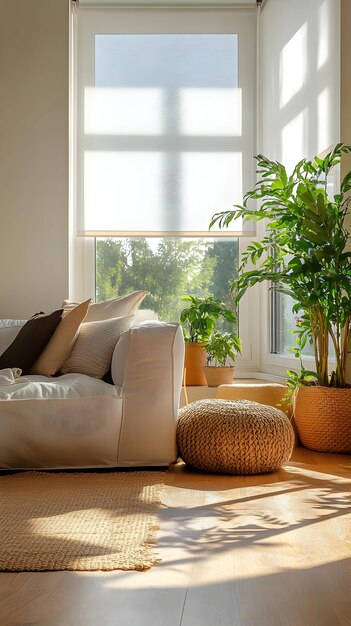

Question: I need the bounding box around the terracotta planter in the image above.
[294,386,351,453]
[184,342,207,386]
[203,366,235,387]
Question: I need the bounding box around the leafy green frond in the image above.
[210,143,351,388]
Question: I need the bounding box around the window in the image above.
[270,289,297,356]
[96,237,239,323]
[73,5,258,368]
[271,289,331,359]
[76,8,256,237]
[83,32,244,235]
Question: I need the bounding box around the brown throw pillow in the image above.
[0,309,63,374]
[30,299,91,376]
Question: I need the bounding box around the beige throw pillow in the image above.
[60,315,134,379]
[62,290,148,322]
[30,299,91,376]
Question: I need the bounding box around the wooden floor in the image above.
[0,448,350,626]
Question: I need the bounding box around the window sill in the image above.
[180,375,286,406]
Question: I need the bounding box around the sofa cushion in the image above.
[62,290,148,322]
[30,299,91,376]
[0,310,63,373]
[0,373,121,469]
[0,372,117,401]
[61,315,134,379]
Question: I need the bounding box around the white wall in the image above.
[258,0,342,375]
[259,0,340,167]
[341,0,351,382]
[0,0,70,319]
[341,0,351,174]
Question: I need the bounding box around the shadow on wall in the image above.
[260,0,340,169]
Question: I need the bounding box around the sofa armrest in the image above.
[111,321,184,466]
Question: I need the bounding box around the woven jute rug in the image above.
[0,471,165,572]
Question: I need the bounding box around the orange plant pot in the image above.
[184,342,207,386]
[203,366,235,387]
[294,386,351,453]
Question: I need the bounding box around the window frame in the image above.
[70,3,260,374]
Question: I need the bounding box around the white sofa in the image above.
[0,321,184,470]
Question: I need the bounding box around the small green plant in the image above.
[205,330,242,366]
[179,295,237,343]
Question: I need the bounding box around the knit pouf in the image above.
[177,399,294,475]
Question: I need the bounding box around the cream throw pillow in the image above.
[62,290,148,322]
[30,299,91,376]
[60,315,134,379]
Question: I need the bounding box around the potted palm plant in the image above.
[204,330,242,386]
[180,295,237,385]
[211,143,351,452]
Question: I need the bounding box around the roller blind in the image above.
[78,1,258,6]
[75,7,256,236]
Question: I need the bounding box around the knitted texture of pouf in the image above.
[177,399,294,475]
